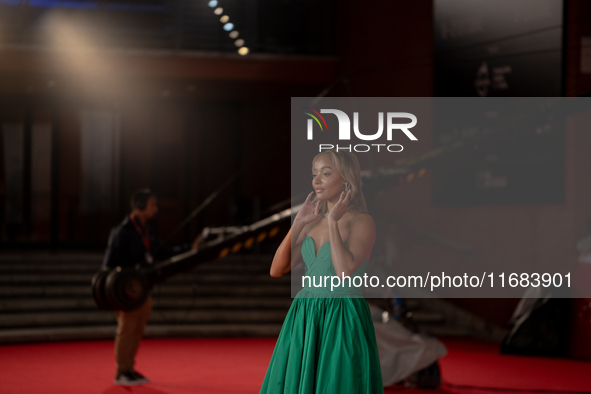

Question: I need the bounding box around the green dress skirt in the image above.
[260,236,384,393]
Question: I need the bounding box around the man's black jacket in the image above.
[102,214,188,269]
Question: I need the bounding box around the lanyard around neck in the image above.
[129,213,150,253]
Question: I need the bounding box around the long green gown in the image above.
[260,236,384,393]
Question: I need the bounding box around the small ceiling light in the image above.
[229,31,239,39]
[214,7,223,15]
[234,39,244,47]
[223,22,234,31]
[208,0,218,7]
[220,15,229,23]
[238,47,249,56]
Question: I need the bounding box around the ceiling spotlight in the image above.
[223,22,234,31]
[229,31,239,39]
[208,0,217,7]
[238,47,249,56]
[220,15,229,23]
[234,39,244,47]
[214,7,223,15]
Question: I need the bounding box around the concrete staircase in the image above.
[0,252,292,344]
[0,253,500,344]
[401,298,507,341]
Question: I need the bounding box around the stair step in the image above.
[417,324,471,337]
[0,273,286,285]
[0,310,289,328]
[0,254,273,264]
[403,299,420,310]
[0,324,284,344]
[407,311,445,324]
[0,284,291,297]
[0,254,104,262]
[0,297,293,312]
[0,261,273,273]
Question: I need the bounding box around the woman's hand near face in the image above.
[294,192,320,225]
[270,193,317,278]
[327,190,351,223]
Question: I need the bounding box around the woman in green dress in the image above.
[260,150,384,393]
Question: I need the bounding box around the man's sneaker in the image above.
[114,371,143,386]
[132,370,150,383]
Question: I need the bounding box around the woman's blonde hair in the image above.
[312,150,368,215]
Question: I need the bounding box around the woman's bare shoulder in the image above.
[350,212,375,227]
[346,212,376,253]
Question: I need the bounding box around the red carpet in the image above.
[436,339,591,394]
[0,337,589,394]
